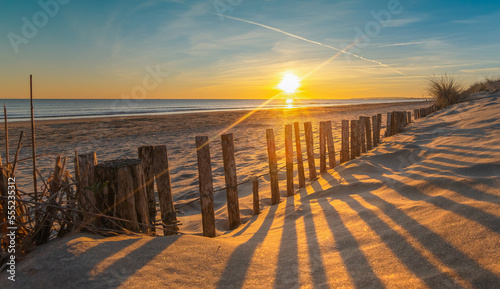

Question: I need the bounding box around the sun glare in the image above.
[286,98,293,104]
[278,73,301,94]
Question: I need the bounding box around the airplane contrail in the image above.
[219,14,407,76]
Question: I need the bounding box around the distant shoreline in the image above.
[3,99,431,124]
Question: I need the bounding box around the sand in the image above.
[2,95,499,288]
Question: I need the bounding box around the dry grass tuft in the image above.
[427,74,464,108]
[463,77,500,96]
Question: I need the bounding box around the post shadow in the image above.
[299,182,329,287]
[19,236,143,287]
[342,195,459,288]
[384,175,500,235]
[216,205,279,288]
[317,198,385,289]
[274,196,299,288]
[92,235,180,288]
[359,191,500,287]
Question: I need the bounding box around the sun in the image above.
[278,73,301,94]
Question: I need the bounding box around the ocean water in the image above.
[0,98,425,122]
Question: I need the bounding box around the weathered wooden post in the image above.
[221,133,241,230]
[371,115,378,147]
[365,116,372,150]
[94,159,150,233]
[414,109,419,119]
[266,129,280,205]
[293,122,306,188]
[350,120,358,160]
[359,117,366,153]
[399,112,406,132]
[407,111,412,124]
[252,177,259,215]
[391,111,398,135]
[386,112,392,137]
[319,122,327,173]
[377,114,382,142]
[284,125,294,197]
[304,122,317,181]
[341,120,350,163]
[195,136,216,237]
[325,121,336,169]
[153,145,178,235]
[356,119,363,156]
[76,152,98,224]
[138,146,157,224]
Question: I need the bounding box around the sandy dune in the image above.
[3,94,500,288]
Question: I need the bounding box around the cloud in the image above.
[385,18,420,27]
[460,67,500,73]
[378,41,426,47]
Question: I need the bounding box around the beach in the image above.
[4,101,430,234]
[3,93,499,288]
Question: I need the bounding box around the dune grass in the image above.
[463,77,500,96]
[427,74,464,108]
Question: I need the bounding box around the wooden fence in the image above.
[63,104,440,237]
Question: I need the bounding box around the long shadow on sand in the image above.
[90,235,180,288]
[317,198,385,288]
[274,196,299,288]
[358,191,500,288]
[298,182,328,287]
[342,195,459,287]
[216,205,279,288]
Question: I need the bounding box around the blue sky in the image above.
[1,0,499,99]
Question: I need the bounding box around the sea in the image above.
[0,98,427,122]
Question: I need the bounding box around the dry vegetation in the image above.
[428,74,500,108]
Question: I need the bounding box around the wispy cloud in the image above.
[385,18,420,27]
[378,41,426,47]
[460,67,500,73]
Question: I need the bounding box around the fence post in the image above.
[371,115,378,147]
[304,122,317,181]
[76,152,98,225]
[386,112,392,137]
[350,120,358,160]
[407,111,412,124]
[391,111,397,135]
[356,119,362,156]
[319,122,327,173]
[293,122,306,188]
[365,116,372,150]
[326,121,336,169]
[252,177,259,215]
[341,120,350,163]
[398,112,406,133]
[359,117,366,153]
[138,146,157,225]
[152,145,178,235]
[266,129,280,205]
[195,136,216,237]
[377,114,382,143]
[285,125,294,197]
[221,133,241,230]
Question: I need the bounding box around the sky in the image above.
[1,0,499,99]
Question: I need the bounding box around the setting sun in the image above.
[278,73,301,94]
